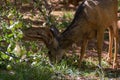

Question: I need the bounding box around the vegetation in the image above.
[0,0,120,80]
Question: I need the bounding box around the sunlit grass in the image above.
[0,50,119,80]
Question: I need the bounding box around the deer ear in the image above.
[50,26,59,37]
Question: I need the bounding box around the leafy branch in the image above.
[33,0,57,27]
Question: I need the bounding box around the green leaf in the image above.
[1,54,9,59]
[9,21,23,30]
[8,34,14,38]
[0,36,3,41]
[10,20,14,25]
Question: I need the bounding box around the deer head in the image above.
[23,26,64,63]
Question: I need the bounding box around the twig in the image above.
[32,0,56,26]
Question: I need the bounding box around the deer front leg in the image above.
[79,38,88,67]
[97,30,104,67]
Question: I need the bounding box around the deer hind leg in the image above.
[97,29,104,67]
[79,38,88,67]
[107,27,114,63]
[113,21,119,69]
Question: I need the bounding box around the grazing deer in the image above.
[23,0,119,68]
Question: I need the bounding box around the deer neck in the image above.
[58,24,84,49]
[57,6,88,49]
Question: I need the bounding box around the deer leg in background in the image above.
[96,29,104,68]
[79,38,88,67]
[107,27,114,63]
[113,22,119,69]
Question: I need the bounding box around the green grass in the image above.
[0,49,120,80]
[0,43,120,80]
[0,63,53,80]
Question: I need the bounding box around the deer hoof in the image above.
[106,56,112,64]
[113,63,118,69]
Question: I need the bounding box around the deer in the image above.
[23,0,119,68]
